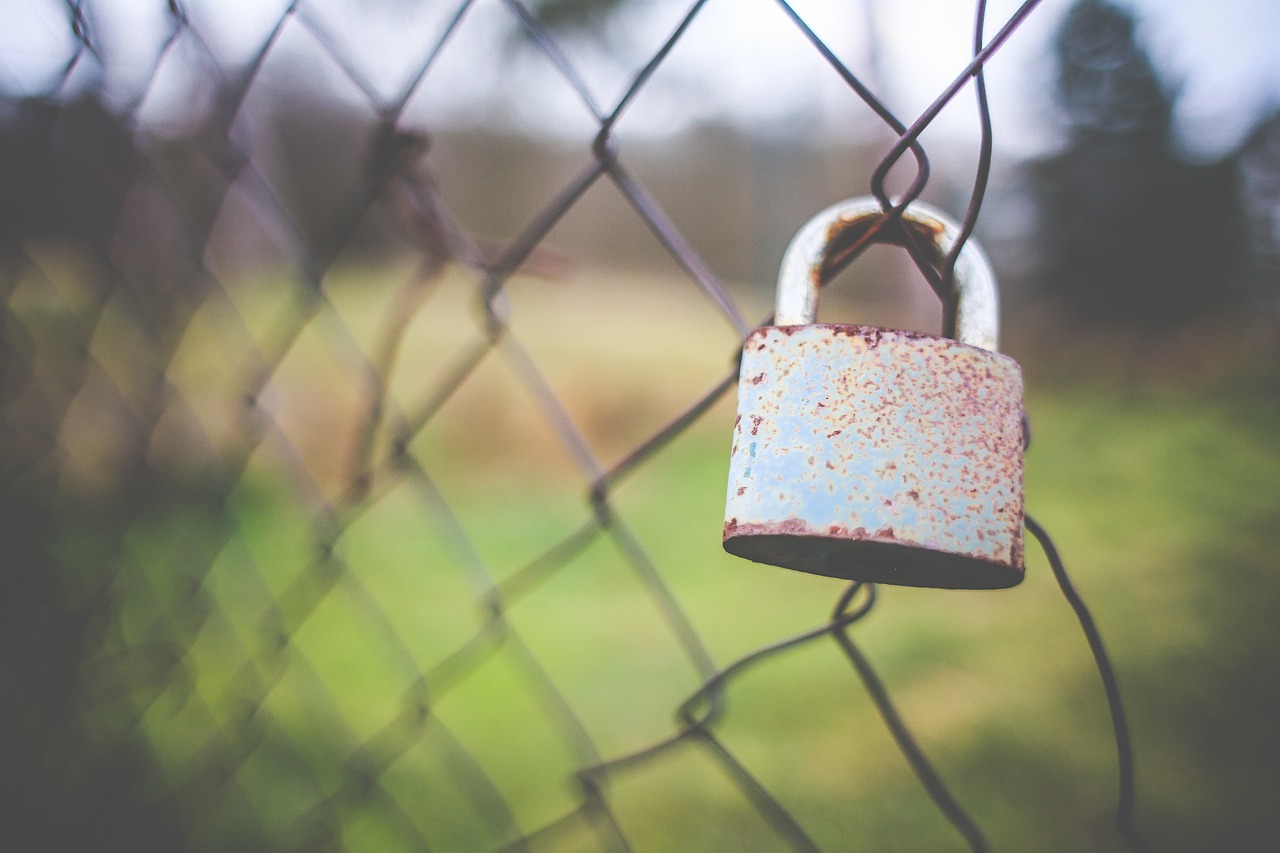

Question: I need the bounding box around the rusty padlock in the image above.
[722,197,1024,589]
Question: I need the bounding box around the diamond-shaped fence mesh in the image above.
[1,1,1162,851]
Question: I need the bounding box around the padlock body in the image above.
[723,324,1024,589]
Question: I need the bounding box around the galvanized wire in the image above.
[0,1,1147,851]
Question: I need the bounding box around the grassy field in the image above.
[32,259,1280,851]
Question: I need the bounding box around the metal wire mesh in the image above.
[1,1,1146,851]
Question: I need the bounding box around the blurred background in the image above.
[2,0,1278,851]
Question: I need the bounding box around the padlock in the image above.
[723,197,1024,589]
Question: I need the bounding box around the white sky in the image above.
[1123,0,1280,162]
[0,0,1277,162]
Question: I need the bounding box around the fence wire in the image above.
[1,1,1146,851]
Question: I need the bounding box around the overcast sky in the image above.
[1,0,1277,162]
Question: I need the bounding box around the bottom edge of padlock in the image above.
[722,532,1024,590]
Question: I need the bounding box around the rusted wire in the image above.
[1025,514,1151,853]
[829,585,990,853]
[0,1,1144,851]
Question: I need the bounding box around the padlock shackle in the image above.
[775,197,1000,352]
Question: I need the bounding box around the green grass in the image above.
[39,262,1280,851]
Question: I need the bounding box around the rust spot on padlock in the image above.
[820,208,950,296]
[723,197,1024,590]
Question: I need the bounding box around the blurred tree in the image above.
[0,95,138,249]
[1033,0,1249,327]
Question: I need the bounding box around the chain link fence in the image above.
[0,1,1167,850]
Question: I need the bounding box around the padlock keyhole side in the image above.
[816,243,945,337]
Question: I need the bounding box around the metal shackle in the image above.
[774,196,1000,352]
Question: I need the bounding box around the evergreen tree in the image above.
[1035,0,1246,326]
